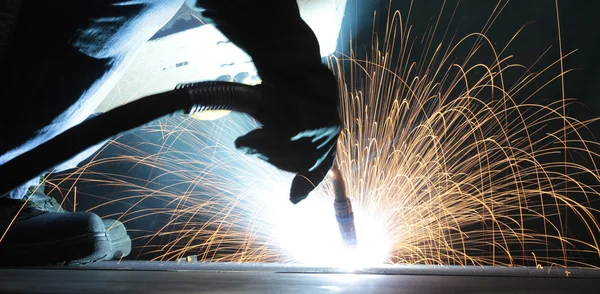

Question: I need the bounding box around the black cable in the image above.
[0,81,263,195]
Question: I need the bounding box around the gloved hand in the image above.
[237,80,341,204]
[189,0,341,203]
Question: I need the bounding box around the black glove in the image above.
[190,0,342,203]
[235,81,341,204]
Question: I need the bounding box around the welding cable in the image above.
[0,81,267,195]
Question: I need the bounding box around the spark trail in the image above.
[48,0,600,268]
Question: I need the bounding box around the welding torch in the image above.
[331,164,358,248]
[0,79,353,248]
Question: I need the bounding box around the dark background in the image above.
[48,0,600,265]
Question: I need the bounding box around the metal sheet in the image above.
[2,262,600,294]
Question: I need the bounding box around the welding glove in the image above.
[189,0,342,203]
[235,80,341,204]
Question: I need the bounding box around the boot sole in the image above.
[0,232,111,266]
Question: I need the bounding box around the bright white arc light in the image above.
[272,194,390,267]
[195,112,390,267]
[246,170,390,267]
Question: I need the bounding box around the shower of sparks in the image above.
[47,1,600,268]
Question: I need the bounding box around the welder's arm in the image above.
[189,0,341,203]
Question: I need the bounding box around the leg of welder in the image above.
[0,0,184,266]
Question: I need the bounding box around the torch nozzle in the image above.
[331,165,358,249]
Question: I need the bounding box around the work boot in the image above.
[0,197,110,266]
[27,188,132,261]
